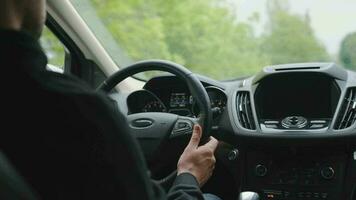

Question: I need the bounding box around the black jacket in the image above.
[0,30,203,200]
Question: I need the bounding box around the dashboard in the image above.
[227,63,356,139]
[117,62,356,200]
[121,63,356,140]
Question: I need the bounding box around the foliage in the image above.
[41,0,336,80]
[88,0,270,79]
[339,32,356,70]
[40,27,65,68]
[261,0,329,65]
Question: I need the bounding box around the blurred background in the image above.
[41,0,356,80]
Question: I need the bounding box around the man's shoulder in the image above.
[36,70,97,96]
[35,70,116,111]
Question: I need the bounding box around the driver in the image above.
[0,0,220,200]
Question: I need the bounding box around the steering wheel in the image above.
[98,59,212,144]
[98,60,213,191]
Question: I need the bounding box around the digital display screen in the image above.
[255,73,340,119]
[170,93,192,108]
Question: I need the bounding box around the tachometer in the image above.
[192,86,227,118]
[211,97,226,110]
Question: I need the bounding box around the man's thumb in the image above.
[186,124,202,149]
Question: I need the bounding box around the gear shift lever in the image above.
[239,192,260,200]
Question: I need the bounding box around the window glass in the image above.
[70,0,356,80]
[40,27,66,72]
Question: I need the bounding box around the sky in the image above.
[232,0,356,56]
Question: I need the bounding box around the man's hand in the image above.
[177,124,219,187]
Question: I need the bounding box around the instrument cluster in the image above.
[127,77,227,118]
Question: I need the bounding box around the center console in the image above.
[244,149,347,200]
[254,73,340,131]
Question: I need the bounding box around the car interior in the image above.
[1,0,356,200]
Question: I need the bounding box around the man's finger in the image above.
[186,124,202,150]
[203,136,218,151]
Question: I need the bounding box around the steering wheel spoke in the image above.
[170,116,197,138]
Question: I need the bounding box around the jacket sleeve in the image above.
[166,173,204,200]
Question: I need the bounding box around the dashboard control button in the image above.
[310,124,325,129]
[263,190,282,199]
[305,192,312,198]
[227,149,239,161]
[320,192,328,199]
[320,166,335,180]
[297,192,304,198]
[255,164,268,177]
[265,124,278,129]
[264,120,279,124]
[310,120,327,124]
[313,192,320,198]
[283,191,290,198]
[281,116,308,129]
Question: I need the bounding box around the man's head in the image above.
[0,0,46,39]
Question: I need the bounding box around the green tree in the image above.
[54,0,332,80]
[339,32,356,70]
[261,0,329,65]
[89,0,269,80]
[90,0,174,61]
[40,27,65,68]
[153,0,269,79]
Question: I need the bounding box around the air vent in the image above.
[236,91,256,130]
[274,67,320,71]
[334,88,356,130]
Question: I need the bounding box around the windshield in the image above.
[69,0,356,80]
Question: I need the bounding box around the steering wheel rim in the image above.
[98,59,213,139]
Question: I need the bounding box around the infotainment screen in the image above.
[255,73,340,119]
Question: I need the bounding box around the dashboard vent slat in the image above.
[236,91,256,130]
[335,88,356,130]
[274,66,320,71]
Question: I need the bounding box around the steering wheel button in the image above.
[171,119,194,137]
[178,122,189,128]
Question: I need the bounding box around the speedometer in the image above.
[142,101,167,112]
[127,90,167,114]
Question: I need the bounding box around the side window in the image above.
[40,27,66,73]
[39,24,106,88]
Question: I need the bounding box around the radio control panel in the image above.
[245,151,346,200]
[260,117,330,130]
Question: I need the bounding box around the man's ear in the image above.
[0,0,24,31]
[21,0,46,39]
